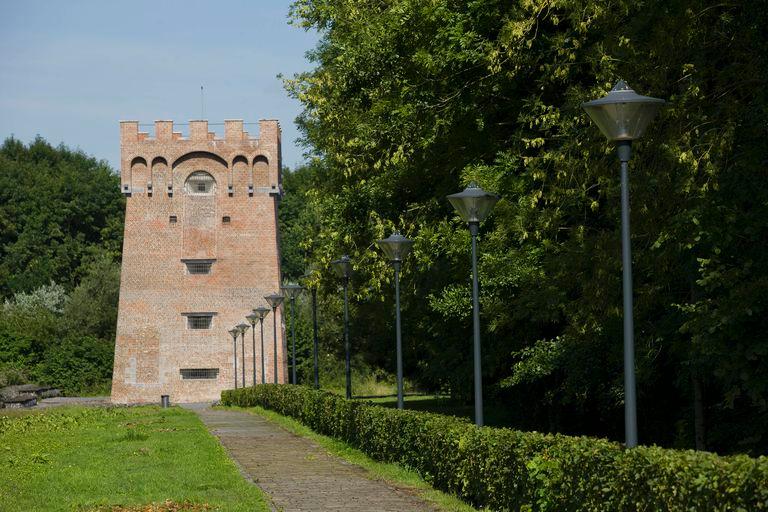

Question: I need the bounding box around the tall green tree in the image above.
[283,0,768,453]
[0,137,124,297]
[0,137,124,394]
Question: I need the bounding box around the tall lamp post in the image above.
[447,182,500,427]
[332,255,353,400]
[302,273,320,390]
[377,231,414,410]
[228,327,240,389]
[237,323,249,388]
[281,283,305,385]
[248,306,271,384]
[582,80,664,448]
[265,293,285,384]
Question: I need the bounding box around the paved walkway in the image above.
[192,406,435,512]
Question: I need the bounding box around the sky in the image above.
[0,0,318,170]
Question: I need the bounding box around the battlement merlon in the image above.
[118,119,281,144]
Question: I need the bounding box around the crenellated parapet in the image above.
[119,119,282,198]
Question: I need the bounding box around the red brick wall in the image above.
[111,120,287,404]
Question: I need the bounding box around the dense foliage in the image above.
[223,385,768,511]
[0,138,123,393]
[279,0,768,453]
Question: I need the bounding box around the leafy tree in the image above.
[0,137,124,394]
[0,136,124,297]
[282,0,768,454]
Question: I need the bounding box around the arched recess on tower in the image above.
[253,155,269,188]
[130,157,149,195]
[151,157,169,193]
[171,151,229,192]
[232,155,250,193]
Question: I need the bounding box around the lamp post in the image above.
[447,182,500,427]
[265,293,285,384]
[228,327,240,389]
[248,306,271,384]
[377,231,414,410]
[237,323,249,388]
[332,255,353,399]
[300,271,321,390]
[281,283,305,385]
[582,80,664,448]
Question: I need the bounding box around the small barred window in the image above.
[187,315,213,329]
[180,368,219,380]
[185,260,213,275]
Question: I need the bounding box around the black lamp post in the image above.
[582,80,664,448]
[447,182,500,427]
[332,255,353,399]
[228,327,240,389]
[248,306,271,384]
[377,231,414,410]
[281,283,305,385]
[237,322,249,388]
[265,293,285,384]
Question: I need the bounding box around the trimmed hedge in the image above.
[222,385,768,511]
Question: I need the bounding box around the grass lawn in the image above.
[0,406,268,512]
[228,404,479,512]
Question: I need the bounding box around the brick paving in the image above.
[192,406,435,512]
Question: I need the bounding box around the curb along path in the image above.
[192,406,435,512]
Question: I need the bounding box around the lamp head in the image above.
[237,322,250,334]
[264,293,284,309]
[446,181,500,224]
[377,231,414,263]
[331,255,353,279]
[252,306,271,320]
[581,80,665,141]
[281,283,305,299]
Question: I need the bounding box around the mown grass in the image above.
[227,404,479,512]
[0,406,268,512]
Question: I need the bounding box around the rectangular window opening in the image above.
[169,215,178,223]
[222,216,231,224]
[187,315,213,329]
[185,260,213,275]
[180,368,219,380]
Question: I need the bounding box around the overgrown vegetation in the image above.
[223,385,768,511]
[0,406,268,511]
[279,0,768,454]
[0,138,124,394]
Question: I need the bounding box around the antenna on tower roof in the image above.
[200,85,205,119]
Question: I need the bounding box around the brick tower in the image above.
[111,119,287,404]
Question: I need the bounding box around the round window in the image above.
[184,171,216,195]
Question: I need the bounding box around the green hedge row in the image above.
[221,385,767,511]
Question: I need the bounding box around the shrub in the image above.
[222,385,768,511]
